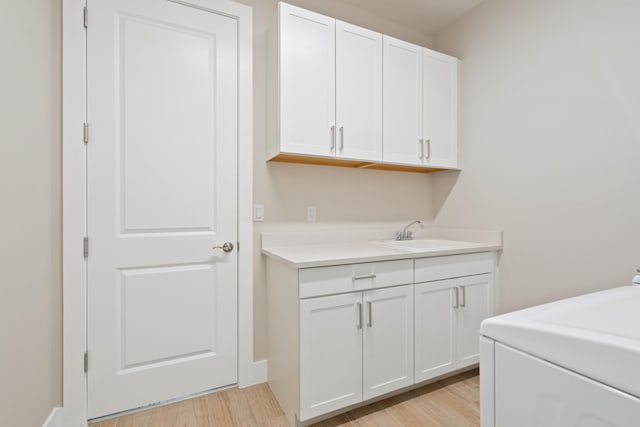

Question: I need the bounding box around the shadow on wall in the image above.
[263,161,435,222]
[432,170,461,217]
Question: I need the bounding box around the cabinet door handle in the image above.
[460,286,466,308]
[419,139,424,160]
[367,301,372,327]
[339,126,344,150]
[453,287,459,309]
[330,125,336,150]
[353,274,376,281]
[357,302,363,329]
[425,138,431,160]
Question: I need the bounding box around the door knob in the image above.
[212,242,234,253]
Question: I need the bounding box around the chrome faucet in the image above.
[396,220,423,241]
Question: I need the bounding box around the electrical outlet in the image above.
[307,205,317,222]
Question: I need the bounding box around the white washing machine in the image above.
[480,285,640,427]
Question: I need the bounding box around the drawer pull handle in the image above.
[353,274,377,281]
[330,125,336,150]
[460,286,466,308]
[357,302,363,329]
[367,301,372,327]
[453,287,459,309]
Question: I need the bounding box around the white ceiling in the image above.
[338,0,485,36]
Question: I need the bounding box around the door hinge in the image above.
[83,122,89,144]
[83,7,88,28]
[237,242,240,252]
[83,237,89,258]
[84,351,88,373]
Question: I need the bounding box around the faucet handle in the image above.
[406,231,413,240]
[395,231,403,241]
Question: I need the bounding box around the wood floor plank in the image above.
[90,369,480,427]
[191,396,212,427]
[203,388,238,426]
[175,399,198,427]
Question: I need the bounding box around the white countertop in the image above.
[261,226,502,268]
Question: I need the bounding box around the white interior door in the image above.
[87,0,238,418]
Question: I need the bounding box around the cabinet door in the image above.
[336,21,382,161]
[457,274,493,368]
[423,48,458,168]
[279,3,335,157]
[382,35,424,166]
[363,285,414,400]
[300,293,363,420]
[414,279,457,383]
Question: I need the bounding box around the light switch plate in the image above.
[254,204,264,222]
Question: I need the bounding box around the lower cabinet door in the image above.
[299,293,363,420]
[414,279,457,383]
[457,273,492,368]
[363,285,414,400]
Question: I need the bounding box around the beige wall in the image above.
[0,0,62,426]
[433,0,640,313]
[235,0,437,360]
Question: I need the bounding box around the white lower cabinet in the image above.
[457,274,493,367]
[414,279,457,381]
[266,252,495,426]
[362,286,414,400]
[414,274,493,382]
[299,292,363,419]
[300,284,413,420]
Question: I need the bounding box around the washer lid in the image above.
[482,286,640,399]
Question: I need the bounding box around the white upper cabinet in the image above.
[274,3,335,158]
[269,3,382,162]
[269,2,458,171]
[383,37,459,168]
[423,49,458,168]
[382,36,424,166]
[336,21,382,161]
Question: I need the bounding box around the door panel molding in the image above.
[62,0,253,425]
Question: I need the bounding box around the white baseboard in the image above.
[252,359,268,385]
[42,407,64,427]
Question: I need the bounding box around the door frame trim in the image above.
[62,1,253,425]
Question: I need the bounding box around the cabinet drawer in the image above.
[299,259,413,299]
[415,252,493,283]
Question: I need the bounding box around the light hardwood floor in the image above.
[91,369,479,427]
